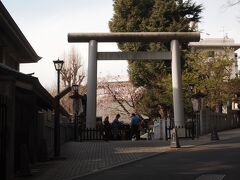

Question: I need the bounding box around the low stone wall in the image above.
[38,110,74,158]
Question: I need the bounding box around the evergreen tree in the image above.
[109,0,202,118]
[109,0,202,86]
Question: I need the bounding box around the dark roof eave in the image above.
[0,64,70,117]
[20,55,42,64]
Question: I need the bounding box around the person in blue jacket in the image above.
[130,113,140,140]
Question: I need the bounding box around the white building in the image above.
[189,36,240,79]
[189,37,240,110]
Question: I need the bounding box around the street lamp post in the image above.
[70,84,82,141]
[189,84,195,139]
[53,58,64,157]
[53,58,64,94]
[191,91,206,138]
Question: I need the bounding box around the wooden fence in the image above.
[0,95,7,179]
[200,109,240,135]
[38,111,74,157]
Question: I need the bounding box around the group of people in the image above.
[103,113,142,141]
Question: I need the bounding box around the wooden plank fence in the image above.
[0,95,8,180]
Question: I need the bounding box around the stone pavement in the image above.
[15,128,240,180]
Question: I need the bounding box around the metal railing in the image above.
[79,128,104,141]
[79,128,132,141]
[165,124,196,140]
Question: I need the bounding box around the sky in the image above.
[2,0,240,89]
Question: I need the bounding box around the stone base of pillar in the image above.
[170,128,180,148]
[175,126,185,138]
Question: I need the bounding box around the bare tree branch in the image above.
[97,78,144,119]
[50,46,86,114]
[227,0,240,6]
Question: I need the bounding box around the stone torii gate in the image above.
[68,32,200,129]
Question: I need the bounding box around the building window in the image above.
[208,51,215,57]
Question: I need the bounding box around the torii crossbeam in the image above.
[68,32,200,129]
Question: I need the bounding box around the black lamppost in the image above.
[53,58,64,157]
[191,91,206,138]
[53,58,64,94]
[72,84,79,92]
[70,84,82,141]
[189,84,195,139]
[189,84,194,94]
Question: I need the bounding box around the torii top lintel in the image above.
[68,32,200,43]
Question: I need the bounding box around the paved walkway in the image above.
[15,128,240,180]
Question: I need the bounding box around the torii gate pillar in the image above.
[86,40,97,128]
[68,32,200,129]
[171,40,184,127]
